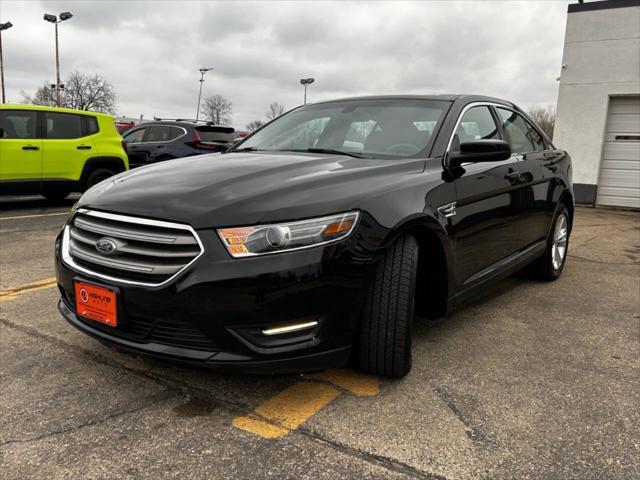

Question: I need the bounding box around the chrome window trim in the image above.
[61,208,205,289]
[445,101,509,155]
[123,126,188,145]
[445,101,548,159]
[143,126,188,144]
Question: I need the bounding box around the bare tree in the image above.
[201,94,233,125]
[527,105,556,139]
[265,102,285,121]
[21,82,56,107]
[63,72,117,113]
[22,71,117,114]
[246,120,264,131]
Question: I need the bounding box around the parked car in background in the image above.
[55,95,573,378]
[115,120,136,133]
[0,104,128,201]
[234,130,250,139]
[121,119,236,168]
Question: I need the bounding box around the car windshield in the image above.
[233,99,450,158]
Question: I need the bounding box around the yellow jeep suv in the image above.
[0,104,128,201]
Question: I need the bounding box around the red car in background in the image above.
[115,120,136,133]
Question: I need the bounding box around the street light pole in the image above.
[195,67,213,122]
[299,77,315,105]
[44,12,72,107]
[0,21,13,104]
[54,21,60,107]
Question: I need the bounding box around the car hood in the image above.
[78,152,426,228]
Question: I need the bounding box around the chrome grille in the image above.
[62,209,203,287]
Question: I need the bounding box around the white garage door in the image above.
[596,96,640,208]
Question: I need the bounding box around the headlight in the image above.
[218,211,359,258]
[66,201,80,222]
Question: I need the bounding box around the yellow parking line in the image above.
[0,211,69,220]
[233,382,341,439]
[306,367,380,397]
[0,277,58,302]
[232,368,380,439]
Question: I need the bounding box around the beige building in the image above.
[554,0,640,208]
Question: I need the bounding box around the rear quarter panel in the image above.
[95,115,129,169]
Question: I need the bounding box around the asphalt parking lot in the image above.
[1,196,639,480]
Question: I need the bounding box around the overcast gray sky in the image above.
[1,0,570,128]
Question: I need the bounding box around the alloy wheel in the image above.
[552,213,568,271]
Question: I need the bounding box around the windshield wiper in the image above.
[290,148,369,159]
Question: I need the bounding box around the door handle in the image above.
[77,145,92,150]
[22,145,40,151]
[546,164,558,172]
[504,170,521,183]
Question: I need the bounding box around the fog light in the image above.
[262,320,319,336]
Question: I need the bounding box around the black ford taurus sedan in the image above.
[55,95,573,378]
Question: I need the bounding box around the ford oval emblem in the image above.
[95,237,118,256]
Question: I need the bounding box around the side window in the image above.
[454,106,500,144]
[146,125,182,142]
[123,127,146,144]
[167,126,185,141]
[82,116,100,136]
[524,119,545,152]
[0,110,38,139]
[496,108,540,154]
[45,112,83,139]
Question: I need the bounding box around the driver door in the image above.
[448,105,523,288]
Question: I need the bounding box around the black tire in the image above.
[357,235,419,378]
[528,204,570,281]
[42,188,70,202]
[85,168,116,190]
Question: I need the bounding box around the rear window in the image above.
[83,116,100,136]
[196,126,235,143]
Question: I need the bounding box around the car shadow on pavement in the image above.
[0,194,80,212]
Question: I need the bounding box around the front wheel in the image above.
[529,205,570,281]
[356,235,419,378]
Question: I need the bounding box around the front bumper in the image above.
[55,223,375,374]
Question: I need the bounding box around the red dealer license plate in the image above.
[74,281,117,327]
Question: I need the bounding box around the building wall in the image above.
[553,1,640,204]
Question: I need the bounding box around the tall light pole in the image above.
[300,77,315,105]
[195,67,213,121]
[43,11,72,107]
[0,21,13,104]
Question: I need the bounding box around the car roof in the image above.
[138,120,234,131]
[0,103,114,119]
[310,94,516,108]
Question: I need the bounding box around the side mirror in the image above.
[449,139,511,167]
